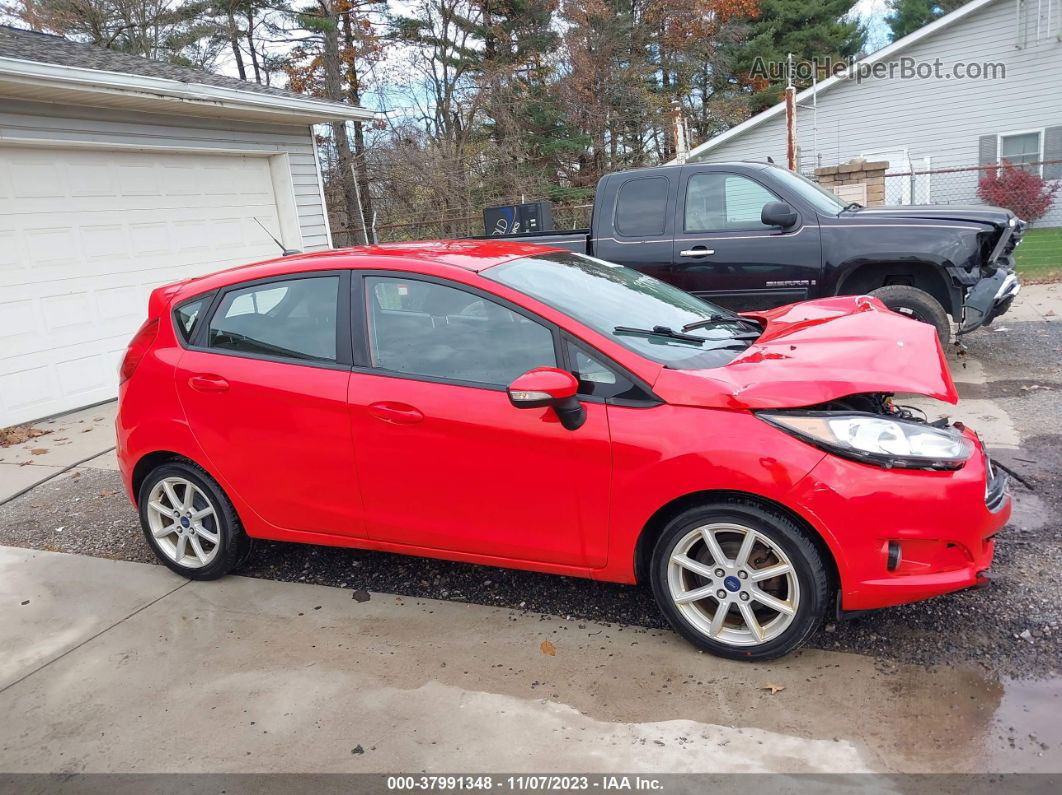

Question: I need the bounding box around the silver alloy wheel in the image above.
[145,476,221,569]
[666,522,799,647]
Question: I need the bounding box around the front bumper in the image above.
[958,265,1021,335]
[790,430,1010,611]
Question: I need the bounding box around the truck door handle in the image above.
[680,247,715,257]
[368,402,424,425]
[188,375,229,393]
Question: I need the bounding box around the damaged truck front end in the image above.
[957,216,1024,334]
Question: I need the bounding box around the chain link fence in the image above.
[882,161,1062,228]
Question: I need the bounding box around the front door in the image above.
[175,272,362,537]
[671,168,822,311]
[348,274,612,567]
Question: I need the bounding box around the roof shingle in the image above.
[0,24,317,102]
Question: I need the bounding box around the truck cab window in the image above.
[615,176,669,236]
[685,173,778,233]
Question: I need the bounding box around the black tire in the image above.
[137,460,250,580]
[869,285,952,345]
[649,500,830,661]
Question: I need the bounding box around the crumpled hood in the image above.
[652,295,959,410]
[850,204,1014,229]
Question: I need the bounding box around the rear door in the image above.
[175,271,362,537]
[670,167,822,311]
[591,173,677,283]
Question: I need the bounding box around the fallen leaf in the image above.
[540,639,556,656]
[0,425,50,447]
[762,683,785,695]
[29,448,48,456]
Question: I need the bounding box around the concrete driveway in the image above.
[1,545,1058,776]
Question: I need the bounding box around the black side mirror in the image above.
[761,201,798,228]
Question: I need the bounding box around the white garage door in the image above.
[0,146,288,428]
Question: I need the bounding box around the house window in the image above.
[999,131,1042,172]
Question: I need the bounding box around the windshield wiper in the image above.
[682,316,762,334]
[614,325,705,345]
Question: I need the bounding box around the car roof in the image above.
[171,239,566,299]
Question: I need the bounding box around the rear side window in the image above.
[174,298,205,343]
[615,176,669,236]
[208,276,339,362]
[367,276,556,386]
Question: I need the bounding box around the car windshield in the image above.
[484,252,758,370]
[766,166,847,215]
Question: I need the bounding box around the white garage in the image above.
[0,25,372,428]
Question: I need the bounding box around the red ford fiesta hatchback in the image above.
[117,241,1010,660]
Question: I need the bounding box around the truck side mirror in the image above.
[761,201,798,229]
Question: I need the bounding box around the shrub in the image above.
[977,162,1061,224]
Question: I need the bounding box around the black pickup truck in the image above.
[486,162,1023,344]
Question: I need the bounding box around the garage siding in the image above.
[0,99,331,249]
[0,99,341,426]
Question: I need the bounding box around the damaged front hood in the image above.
[851,204,1013,228]
[653,295,959,410]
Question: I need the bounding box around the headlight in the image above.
[758,412,973,470]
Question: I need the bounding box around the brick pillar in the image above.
[815,159,890,206]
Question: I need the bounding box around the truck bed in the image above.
[471,229,591,254]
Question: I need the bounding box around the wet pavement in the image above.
[1,546,1059,774]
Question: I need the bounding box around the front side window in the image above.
[208,276,338,362]
[685,173,779,232]
[615,176,669,236]
[366,276,556,386]
[1000,131,1041,171]
[485,253,756,370]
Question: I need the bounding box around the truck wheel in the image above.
[869,285,951,345]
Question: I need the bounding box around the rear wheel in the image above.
[138,461,249,580]
[650,501,829,661]
[869,285,951,345]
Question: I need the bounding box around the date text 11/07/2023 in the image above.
[385,775,665,791]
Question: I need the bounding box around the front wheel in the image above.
[869,285,952,346]
[650,501,830,661]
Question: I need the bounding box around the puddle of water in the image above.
[984,677,1062,772]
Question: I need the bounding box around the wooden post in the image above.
[785,86,797,171]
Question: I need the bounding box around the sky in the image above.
[852,0,895,53]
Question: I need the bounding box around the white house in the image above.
[683,0,1062,224]
[0,26,372,428]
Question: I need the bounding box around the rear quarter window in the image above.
[614,176,669,237]
[174,298,206,343]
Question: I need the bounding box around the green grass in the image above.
[1014,226,1062,282]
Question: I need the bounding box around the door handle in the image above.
[368,402,424,425]
[680,247,715,257]
[188,375,229,393]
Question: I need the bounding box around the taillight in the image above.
[120,318,159,384]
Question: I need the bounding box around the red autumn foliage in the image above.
[977,161,1061,224]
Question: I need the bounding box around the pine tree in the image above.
[886,0,965,42]
[729,0,865,114]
